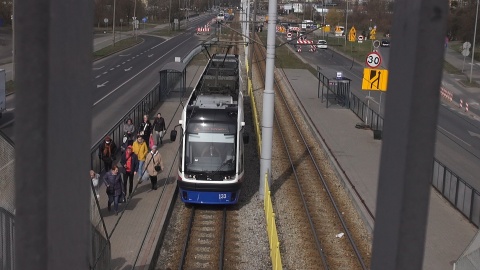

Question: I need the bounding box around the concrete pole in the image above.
[470,0,479,83]
[259,0,277,197]
[15,0,93,268]
[245,0,250,62]
[370,0,449,268]
[248,0,258,82]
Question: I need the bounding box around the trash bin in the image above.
[373,130,382,140]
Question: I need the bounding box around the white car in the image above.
[317,40,328,49]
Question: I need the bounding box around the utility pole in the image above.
[470,0,479,83]
[248,0,258,84]
[113,0,116,46]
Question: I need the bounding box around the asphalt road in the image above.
[0,15,214,146]
[289,38,480,190]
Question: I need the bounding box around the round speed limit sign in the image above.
[366,52,382,68]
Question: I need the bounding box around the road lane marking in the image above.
[97,81,109,88]
[438,126,471,147]
[93,66,105,70]
[124,67,132,71]
[93,37,193,106]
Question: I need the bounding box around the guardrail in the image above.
[433,159,480,227]
[263,172,283,270]
[316,71,479,228]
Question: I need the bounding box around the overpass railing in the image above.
[316,69,479,228]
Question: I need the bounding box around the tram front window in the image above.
[185,133,235,173]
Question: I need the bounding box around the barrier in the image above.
[196,26,210,35]
[440,87,453,102]
[264,172,283,270]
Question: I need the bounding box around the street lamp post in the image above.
[113,0,116,46]
[344,0,348,47]
[120,18,123,41]
[470,0,479,83]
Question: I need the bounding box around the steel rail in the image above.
[255,35,368,269]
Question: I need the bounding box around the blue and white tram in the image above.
[171,54,249,204]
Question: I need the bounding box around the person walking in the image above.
[138,114,152,143]
[120,145,138,198]
[123,118,135,146]
[98,136,117,172]
[132,135,148,182]
[90,170,100,199]
[103,165,123,215]
[145,145,164,190]
[152,113,166,146]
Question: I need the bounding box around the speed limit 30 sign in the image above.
[366,52,382,68]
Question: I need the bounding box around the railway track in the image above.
[179,206,227,269]
[252,35,371,269]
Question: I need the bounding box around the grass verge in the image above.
[93,37,142,61]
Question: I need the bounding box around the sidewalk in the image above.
[98,64,204,269]
[279,68,477,270]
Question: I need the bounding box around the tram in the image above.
[171,53,249,204]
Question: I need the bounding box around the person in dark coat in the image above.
[152,113,166,145]
[103,165,123,215]
[138,114,152,142]
[98,136,117,172]
[120,145,139,198]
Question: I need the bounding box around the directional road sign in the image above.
[362,68,388,91]
[365,52,382,68]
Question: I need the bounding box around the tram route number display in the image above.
[365,52,382,68]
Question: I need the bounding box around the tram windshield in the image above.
[184,122,236,173]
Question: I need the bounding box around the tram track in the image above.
[179,206,227,269]
[252,34,371,269]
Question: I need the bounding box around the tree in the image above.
[326,8,343,27]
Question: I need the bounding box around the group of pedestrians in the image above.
[91,113,167,216]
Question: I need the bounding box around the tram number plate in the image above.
[219,194,227,200]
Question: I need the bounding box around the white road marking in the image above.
[95,75,101,78]
[102,72,107,74]
[124,67,132,71]
[148,54,153,57]
[110,68,114,71]
[468,130,480,139]
[97,81,109,88]
[93,37,192,106]
[93,66,105,70]
[116,65,121,67]
[119,54,131,57]
[438,126,471,147]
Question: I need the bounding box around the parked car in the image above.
[317,40,328,49]
[380,39,390,47]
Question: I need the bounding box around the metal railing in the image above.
[432,159,480,227]
[316,71,480,228]
[0,130,15,270]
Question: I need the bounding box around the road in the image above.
[292,39,480,190]
[0,15,215,146]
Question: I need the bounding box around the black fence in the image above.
[316,69,480,228]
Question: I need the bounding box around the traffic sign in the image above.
[349,26,356,42]
[462,49,470,57]
[366,52,382,68]
[104,18,108,23]
[358,35,364,43]
[463,42,471,50]
[362,68,388,91]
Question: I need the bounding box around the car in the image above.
[380,39,390,47]
[317,40,328,49]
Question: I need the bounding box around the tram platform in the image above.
[280,68,477,270]
[97,64,205,269]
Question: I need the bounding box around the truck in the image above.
[0,69,5,118]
